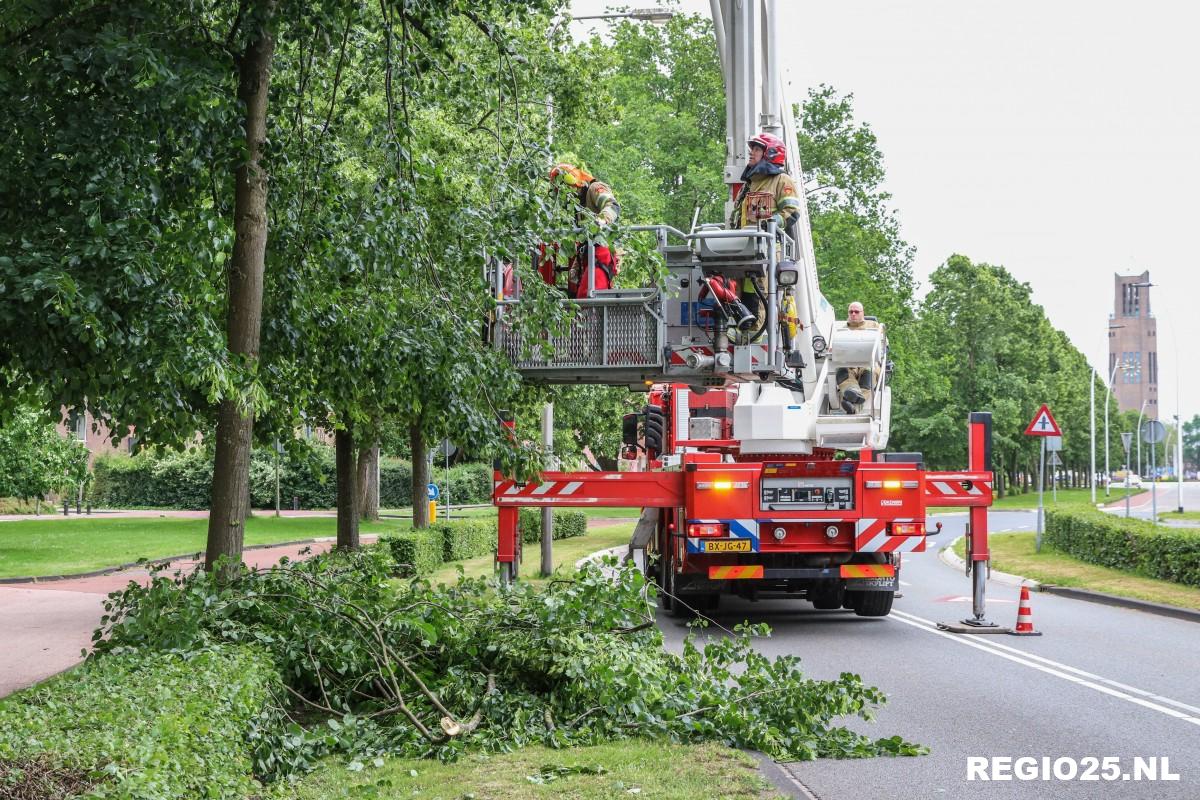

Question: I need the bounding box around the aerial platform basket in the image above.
[489,223,797,388]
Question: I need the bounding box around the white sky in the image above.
[569,0,1200,424]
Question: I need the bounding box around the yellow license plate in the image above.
[704,539,751,553]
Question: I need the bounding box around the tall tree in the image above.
[1184,414,1200,471]
[208,0,277,573]
[2,0,568,566]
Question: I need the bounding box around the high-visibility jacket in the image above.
[731,172,801,230]
[580,180,620,226]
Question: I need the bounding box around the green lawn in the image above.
[1160,510,1200,522]
[276,740,784,800]
[427,522,636,585]
[952,532,1200,611]
[0,515,409,579]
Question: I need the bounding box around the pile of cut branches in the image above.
[94,548,924,778]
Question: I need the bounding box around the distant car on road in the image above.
[1123,473,1143,488]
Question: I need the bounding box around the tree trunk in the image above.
[357,443,379,521]
[206,11,276,576]
[411,420,429,529]
[336,428,360,550]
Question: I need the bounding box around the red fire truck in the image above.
[493,385,994,619]
[488,0,998,625]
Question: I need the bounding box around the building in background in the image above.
[1109,271,1158,419]
[56,408,137,466]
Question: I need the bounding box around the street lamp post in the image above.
[1136,399,1148,479]
[1090,368,1096,503]
[1177,413,1186,514]
[1103,358,1125,497]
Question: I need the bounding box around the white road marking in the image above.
[890,610,1200,726]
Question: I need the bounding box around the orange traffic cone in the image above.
[1011,585,1042,636]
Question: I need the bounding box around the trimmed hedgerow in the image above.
[385,531,444,577]
[90,447,426,510]
[384,512,591,577]
[0,646,277,799]
[435,519,495,562]
[1045,508,1200,587]
[519,508,588,544]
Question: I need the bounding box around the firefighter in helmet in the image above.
[730,132,801,231]
[729,133,802,335]
[548,162,621,299]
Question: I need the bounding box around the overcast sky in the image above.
[568,0,1200,427]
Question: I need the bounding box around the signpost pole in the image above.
[1122,433,1132,519]
[1036,436,1046,552]
[1151,438,1157,526]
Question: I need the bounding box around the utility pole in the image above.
[1090,368,1096,503]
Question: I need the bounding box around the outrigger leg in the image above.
[938,412,1013,634]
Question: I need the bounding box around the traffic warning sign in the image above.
[1024,404,1062,437]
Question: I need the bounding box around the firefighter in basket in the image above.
[546,162,621,299]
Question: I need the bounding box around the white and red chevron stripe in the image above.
[855,518,926,553]
[924,472,993,503]
[493,479,584,498]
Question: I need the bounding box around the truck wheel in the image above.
[662,553,692,618]
[655,553,674,613]
[852,591,894,617]
[810,585,844,610]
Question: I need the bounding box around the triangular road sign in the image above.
[1047,452,1062,467]
[1024,404,1062,436]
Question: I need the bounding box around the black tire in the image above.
[644,405,665,453]
[852,591,894,617]
[661,550,692,619]
[810,585,844,610]
[654,552,673,613]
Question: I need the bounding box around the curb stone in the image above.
[939,536,1200,624]
[939,536,1035,589]
[574,545,626,571]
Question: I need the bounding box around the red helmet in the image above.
[748,132,786,167]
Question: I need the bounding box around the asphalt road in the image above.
[1098,480,1200,521]
[657,510,1200,800]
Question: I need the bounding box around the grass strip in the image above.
[274,740,784,800]
[1160,510,1200,522]
[953,532,1200,611]
[426,523,635,585]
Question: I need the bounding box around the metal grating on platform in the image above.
[499,299,663,372]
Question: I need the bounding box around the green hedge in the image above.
[520,507,588,543]
[434,519,495,562]
[0,646,277,799]
[1045,508,1200,588]
[384,510,590,578]
[385,531,445,577]
[90,447,495,510]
